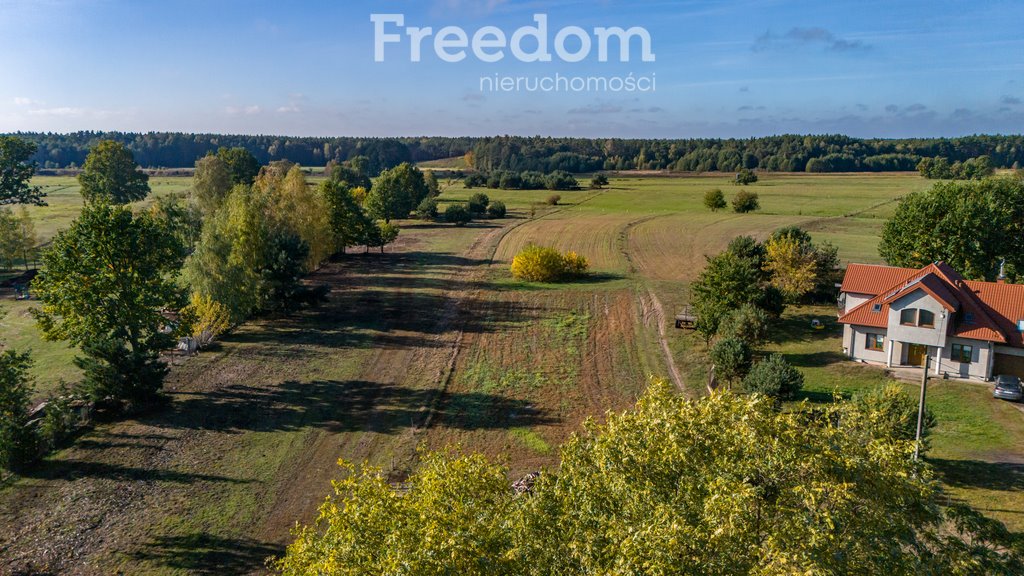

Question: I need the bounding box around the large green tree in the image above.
[365,162,429,222]
[217,147,261,186]
[78,140,150,204]
[879,176,1024,280]
[191,154,233,215]
[275,382,1024,575]
[690,250,769,338]
[0,136,45,206]
[32,203,185,405]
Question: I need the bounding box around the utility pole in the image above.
[914,354,930,461]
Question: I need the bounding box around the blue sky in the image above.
[1,0,1023,138]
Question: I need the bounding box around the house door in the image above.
[907,344,927,367]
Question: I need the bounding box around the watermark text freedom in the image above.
[371,14,656,64]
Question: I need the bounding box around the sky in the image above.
[1,0,1023,138]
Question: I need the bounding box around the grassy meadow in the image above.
[3,170,1023,574]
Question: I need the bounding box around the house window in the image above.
[951,343,973,364]
[900,308,938,328]
[866,333,885,351]
[901,308,917,325]
[871,303,882,312]
[918,310,935,327]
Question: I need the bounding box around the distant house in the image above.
[837,262,1024,381]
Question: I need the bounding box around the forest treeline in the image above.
[7,131,1024,174]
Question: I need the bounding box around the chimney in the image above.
[998,259,1007,284]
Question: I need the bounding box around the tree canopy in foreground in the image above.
[275,382,1023,575]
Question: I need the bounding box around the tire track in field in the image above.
[617,214,688,393]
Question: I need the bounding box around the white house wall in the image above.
[846,325,889,364]
[844,292,873,314]
[933,337,991,380]
[886,290,950,348]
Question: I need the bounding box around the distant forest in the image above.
[7,131,1024,174]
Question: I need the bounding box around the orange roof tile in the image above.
[840,263,919,295]
[839,262,1012,345]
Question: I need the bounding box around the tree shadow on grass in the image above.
[929,458,1024,494]
[769,312,842,345]
[20,460,253,485]
[160,379,557,436]
[784,350,848,369]
[129,533,281,576]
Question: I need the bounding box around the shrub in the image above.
[511,244,589,282]
[741,354,804,400]
[561,251,589,277]
[468,193,490,215]
[709,337,752,383]
[590,174,609,189]
[39,383,78,452]
[704,188,727,211]
[848,384,936,444]
[732,190,760,213]
[415,197,438,220]
[74,338,168,409]
[734,168,758,185]
[445,203,472,227]
[0,350,37,471]
[718,304,771,345]
[546,194,561,206]
[486,200,506,219]
[181,292,232,348]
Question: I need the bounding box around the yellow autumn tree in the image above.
[764,234,817,301]
[257,165,333,270]
[180,292,232,347]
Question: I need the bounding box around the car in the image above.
[993,375,1023,402]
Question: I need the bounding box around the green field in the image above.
[2,171,1022,574]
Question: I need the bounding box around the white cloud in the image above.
[13,97,42,106]
[27,106,86,117]
[226,105,262,116]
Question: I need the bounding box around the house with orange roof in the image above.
[838,262,1024,381]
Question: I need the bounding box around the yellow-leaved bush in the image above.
[510,244,589,282]
[180,292,231,347]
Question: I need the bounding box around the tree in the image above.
[0,350,37,471]
[546,194,561,206]
[879,177,1024,281]
[217,147,261,186]
[734,168,758,185]
[277,382,1019,574]
[148,193,201,251]
[764,234,818,302]
[321,180,375,254]
[416,197,439,220]
[690,251,767,338]
[266,166,332,269]
[0,208,19,270]
[424,170,440,196]
[732,190,760,213]
[703,188,726,211]
[365,162,429,222]
[445,203,472,227]
[487,200,507,219]
[468,192,490,216]
[741,354,804,400]
[77,140,150,204]
[847,384,936,446]
[192,155,232,215]
[32,203,185,406]
[0,136,45,206]
[367,221,400,253]
[718,303,771,345]
[180,292,232,348]
[709,337,752,383]
[14,207,37,271]
[590,173,609,189]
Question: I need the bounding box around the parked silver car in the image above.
[993,375,1023,402]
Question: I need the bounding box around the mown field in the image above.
[2,171,1022,575]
